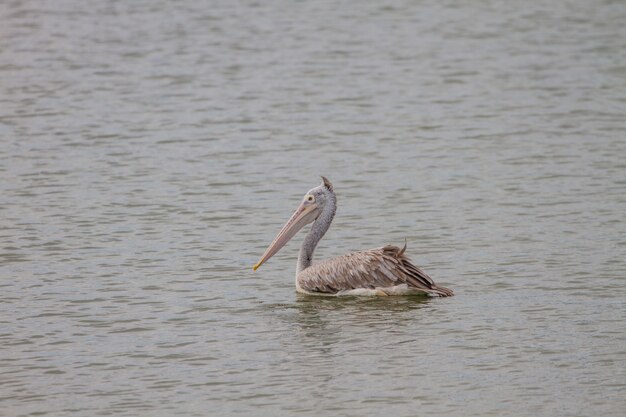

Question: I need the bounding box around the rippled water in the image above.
[2,0,625,416]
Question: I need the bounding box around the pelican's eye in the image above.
[306,195,315,203]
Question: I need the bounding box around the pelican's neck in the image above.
[297,195,336,274]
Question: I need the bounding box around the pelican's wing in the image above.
[297,245,453,296]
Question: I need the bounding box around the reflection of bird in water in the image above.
[254,177,454,297]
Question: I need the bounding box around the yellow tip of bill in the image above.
[253,262,261,271]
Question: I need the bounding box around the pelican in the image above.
[253,177,454,297]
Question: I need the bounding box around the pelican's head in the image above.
[253,176,335,271]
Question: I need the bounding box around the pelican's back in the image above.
[296,245,454,297]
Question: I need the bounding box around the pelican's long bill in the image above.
[253,201,319,271]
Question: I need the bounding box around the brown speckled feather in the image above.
[297,245,454,296]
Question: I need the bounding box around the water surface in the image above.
[1,0,625,416]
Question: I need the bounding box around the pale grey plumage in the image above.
[297,244,453,296]
[254,176,454,297]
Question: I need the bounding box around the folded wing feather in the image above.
[297,245,453,296]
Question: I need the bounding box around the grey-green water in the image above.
[1,1,625,416]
